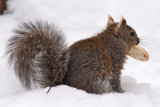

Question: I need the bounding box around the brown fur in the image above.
[63,16,139,93]
[0,0,7,14]
[7,16,140,94]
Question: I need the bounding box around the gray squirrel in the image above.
[6,16,140,94]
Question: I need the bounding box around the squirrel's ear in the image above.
[117,16,126,31]
[107,14,115,26]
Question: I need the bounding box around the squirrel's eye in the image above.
[130,32,135,37]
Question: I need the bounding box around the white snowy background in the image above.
[0,0,160,107]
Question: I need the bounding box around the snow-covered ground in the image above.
[0,0,160,107]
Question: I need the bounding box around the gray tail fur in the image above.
[6,20,66,89]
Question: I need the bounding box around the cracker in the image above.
[128,45,149,61]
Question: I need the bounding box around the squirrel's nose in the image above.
[136,38,140,45]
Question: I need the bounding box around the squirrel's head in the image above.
[107,15,140,49]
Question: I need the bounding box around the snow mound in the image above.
[0,76,159,107]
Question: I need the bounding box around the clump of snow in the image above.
[0,0,160,107]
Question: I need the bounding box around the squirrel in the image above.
[6,15,140,94]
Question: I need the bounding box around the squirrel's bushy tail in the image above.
[6,20,66,89]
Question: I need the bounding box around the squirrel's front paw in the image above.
[113,87,125,93]
[118,89,125,93]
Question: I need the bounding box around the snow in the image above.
[0,0,160,106]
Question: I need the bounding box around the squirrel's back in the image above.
[7,20,66,89]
